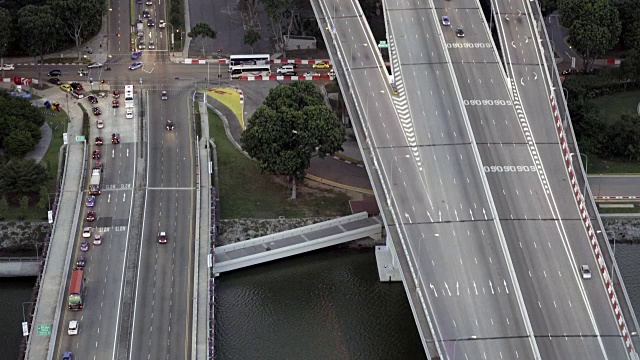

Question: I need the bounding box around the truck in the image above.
[89,168,102,195]
[137,23,144,37]
[68,269,84,310]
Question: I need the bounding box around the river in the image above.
[3,245,640,359]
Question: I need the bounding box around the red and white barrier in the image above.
[1,77,36,85]
[271,59,330,65]
[595,196,640,200]
[183,59,207,64]
[550,94,634,354]
[239,75,331,81]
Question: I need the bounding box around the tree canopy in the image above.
[241,82,345,199]
[559,0,620,70]
[0,158,50,195]
[0,90,45,156]
[187,22,217,57]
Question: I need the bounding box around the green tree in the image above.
[37,186,49,210]
[4,129,36,157]
[52,0,105,60]
[559,0,621,70]
[241,82,345,199]
[605,113,640,161]
[187,22,217,58]
[263,0,295,56]
[17,5,60,83]
[19,195,29,215]
[0,8,11,71]
[616,0,640,50]
[620,49,640,82]
[0,159,51,194]
[0,196,8,216]
[539,0,558,17]
[243,28,262,54]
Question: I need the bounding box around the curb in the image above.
[330,152,364,167]
[305,174,373,195]
[239,75,333,81]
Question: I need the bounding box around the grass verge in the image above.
[590,90,640,126]
[588,154,640,174]
[598,205,640,214]
[206,88,244,129]
[208,111,350,219]
[78,103,90,138]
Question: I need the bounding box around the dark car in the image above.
[93,107,102,116]
[131,51,143,60]
[95,137,103,146]
[62,351,73,360]
[92,150,101,159]
[87,95,98,104]
[80,242,89,252]
[456,28,465,37]
[93,161,102,170]
[86,211,96,222]
[86,195,95,207]
[283,71,297,76]
[48,78,62,85]
[70,82,83,91]
[147,19,155,27]
[75,256,86,269]
[166,120,174,130]
[111,133,120,144]
[47,69,61,77]
[112,100,120,108]
[158,231,167,244]
[143,10,150,18]
[113,90,120,98]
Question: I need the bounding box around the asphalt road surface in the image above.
[128,88,196,360]
[54,81,138,359]
[587,176,640,198]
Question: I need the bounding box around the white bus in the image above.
[230,65,271,79]
[124,85,134,108]
[229,54,270,68]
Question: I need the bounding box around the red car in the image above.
[95,137,103,146]
[111,133,120,144]
[92,150,101,159]
[86,211,96,222]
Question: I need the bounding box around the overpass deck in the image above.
[214,214,383,274]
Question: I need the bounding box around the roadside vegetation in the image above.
[208,111,350,219]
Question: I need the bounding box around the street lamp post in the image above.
[452,335,477,359]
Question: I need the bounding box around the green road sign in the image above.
[37,324,51,336]
[378,40,388,49]
[75,136,85,142]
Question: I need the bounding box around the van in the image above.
[276,65,294,74]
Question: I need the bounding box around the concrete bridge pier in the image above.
[375,235,401,282]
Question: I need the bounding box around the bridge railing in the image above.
[311,0,437,357]
[527,0,640,350]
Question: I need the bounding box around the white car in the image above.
[82,227,92,238]
[93,234,102,245]
[158,20,166,28]
[68,320,78,335]
[2,64,15,71]
[303,71,320,77]
[126,109,134,119]
[87,62,103,69]
[580,265,592,279]
[148,41,155,49]
[96,119,104,129]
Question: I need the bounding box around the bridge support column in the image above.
[375,235,401,282]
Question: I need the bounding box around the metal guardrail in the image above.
[0,257,39,262]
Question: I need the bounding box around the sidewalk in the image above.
[196,101,213,360]
[25,89,87,359]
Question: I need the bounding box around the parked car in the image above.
[48,78,62,85]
